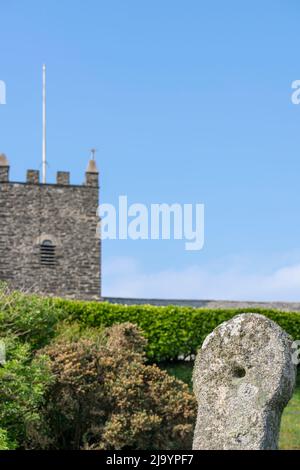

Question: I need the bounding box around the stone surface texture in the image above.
[193,313,297,450]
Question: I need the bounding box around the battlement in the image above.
[0,153,99,187]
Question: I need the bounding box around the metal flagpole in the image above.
[42,64,46,184]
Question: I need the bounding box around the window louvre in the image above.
[40,240,56,266]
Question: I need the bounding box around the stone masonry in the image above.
[0,153,101,300]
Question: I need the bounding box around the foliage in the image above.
[0,284,299,449]
[28,323,196,450]
[1,283,300,362]
[161,362,194,390]
[0,428,15,450]
[0,336,52,447]
[0,282,65,350]
[51,298,300,362]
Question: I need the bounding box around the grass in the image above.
[162,362,300,450]
[162,362,194,388]
[279,372,300,450]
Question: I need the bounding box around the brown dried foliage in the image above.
[28,323,196,450]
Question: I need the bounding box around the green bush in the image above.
[0,283,67,349]
[0,336,52,447]
[0,428,16,450]
[52,298,300,362]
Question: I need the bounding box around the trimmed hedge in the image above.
[52,299,300,362]
[1,283,299,362]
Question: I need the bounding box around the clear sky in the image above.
[1,0,300,301]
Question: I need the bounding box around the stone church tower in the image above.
[0,153,101,300]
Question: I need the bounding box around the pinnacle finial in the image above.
[86,149,98,173]
[0,153,9,166]
[90,148,97,160]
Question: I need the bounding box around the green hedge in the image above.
[52,299,300,362]
[1,283,299,362]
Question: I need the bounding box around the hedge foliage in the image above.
[51,298,300,362]
[1,282,299,363]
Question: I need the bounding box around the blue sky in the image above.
[1,0,300,300]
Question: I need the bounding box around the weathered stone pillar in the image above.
[193,313,296,450]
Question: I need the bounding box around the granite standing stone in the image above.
[193,313,297,450]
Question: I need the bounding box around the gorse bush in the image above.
[28,323,196,450]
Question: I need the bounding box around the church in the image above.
[0,153,101,300]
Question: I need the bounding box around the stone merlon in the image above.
[0,153,9,182]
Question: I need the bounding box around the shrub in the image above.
[0,336,52,447]
[29,323,196,450]
[0,283,67,350]
[52,298,300,362]
[0,428,15,450]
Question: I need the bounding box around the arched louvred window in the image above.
[40,239,56,266]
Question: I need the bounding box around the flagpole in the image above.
[42,64,46,184]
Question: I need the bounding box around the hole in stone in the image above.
[232,366,246,378]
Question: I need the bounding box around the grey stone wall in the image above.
[0,168,101,300]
